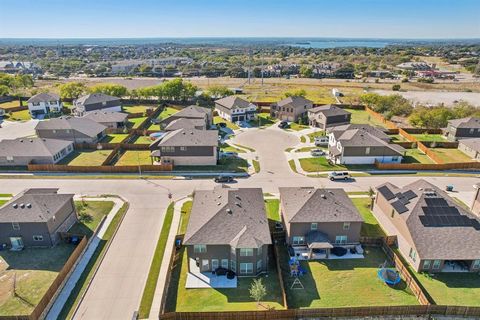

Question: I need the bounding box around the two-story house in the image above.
[270,96,313,122]
[82,111,129,129]
[73,93,122,116]
[214,96,257,123]
[0,188,77,248]
[308,105,351,129]
[149,128,218,166]
[35,116,107,143]
[445,117,480,141]
[328,124,404,164]
[0,138,74,166]
[279,187,363,259]
[374,180,480,273]
[160,105,212,129]
[183,186,271,277]
[27,92,62,119]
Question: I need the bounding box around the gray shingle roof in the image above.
[0,138,72,158]
[448,117,480,129]
[335,129,404,155]
[376,179,480,260]
[276,96,312,109]
[0,188,74,223]
[35,116,106,138]
[215,96,253,110]
[331,124,390,141]
[27,92,60,104]
[151,128,218,147]
[279,187,363,223]
[164,118,205,131]
[172,105,211,118]
[458,138,480,152]
[83,111,128,123]
[309,104,351,117]
[74,93,120,106]
[184,186,271,248]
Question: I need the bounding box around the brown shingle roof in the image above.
[309,105,351,117]
[215,96,252,110]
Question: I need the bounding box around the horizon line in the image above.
[1,36,480,40]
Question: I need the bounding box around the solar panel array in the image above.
[419,196,480,230]
[378,186,395,200]
[391,200,408,213]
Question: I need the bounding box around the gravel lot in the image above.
[374,90,480,107]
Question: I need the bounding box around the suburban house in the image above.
[183,186,271,276]
[270,96,313,122]
[0,138,74,166]
[73,93,122,116]
[82,111,129,129]
[308,105,351,129]
[35,116,107,143]
[149,128,218,166]
[0,188,77,248]
[164,118,206,131]
[457,138,480,160]
[160,105,212,128]
[471,184,480,217]
[279,187,363,259]
[214,96,257,122]
[328,124,404,164]
[27,92,62,118]
[374,180,480,273]
[445,117,480,141]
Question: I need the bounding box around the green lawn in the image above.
[247,112,276,128]
[389,134,408,142]
[0,194,12,197]
[288,123,309,131]
[288,159,298,173]
[295,146,324,153]
[157,106,179,120]
[307,131,326,143]
[129,117,148,129]
[214,116,239,130]
[134,135,154,144]
[351,198,386,237]
[165,247,285,312]
[101,134,129,143]
[252,160,260,173]
[233,144,255,152]
[300,136,307,143]
[178,201,192,235]
[409,134,446,142]
[220,143,246,154]
[0,244,76,316]
[69,201,115,238]
[0,200,8,206]
[412,272,480,306]
[346,108,387,128]
[0,100,21,109]
[138,202,175,318]
[7,109,31,121]
[115,151,152,166]
[123,105,153,115]
[265,199,280,222]
[279,246,418,308]
[428,148,472,163]
[402,149,435,164]
[59,150,112,166]
[299,157,372,172]
[59,203,128,319]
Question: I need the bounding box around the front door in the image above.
[45,106,50,114]
[201,259,209,272]
[10,237,24,250]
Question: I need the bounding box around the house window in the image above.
[432,260,441,270]
[193,245,206,253]
[472,260,480,270]
[7,156,14,162]
[409,248,417,262]
[423,260,431,269]
[365,147,370,155]
[53,129,56,133]
[343,222,350,230]
[292,236,305,245]
[221,259,229,269]
[211,259,219,270]
[12,222,20,230]
[230,260,236,272]
[392,156,399,162]
[470,128,474,134]
[257,246,262,256]
[240,263,253,275]
[180,146,187,151]
[335,235,347,245]
[33,235,43,241]
[311,223,318,230]
[257,260,262,272]
[240,248,253,257]
[230,246,236,256]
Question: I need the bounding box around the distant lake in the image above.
[288,40,392,48]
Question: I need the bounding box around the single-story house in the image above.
[308,105,351,129]
[0,188,77,248]
[160,105,212,128]
[184,186,271,276]
[214,96,257,123]
[35,116,107,143]
[328,124,404,164]
[0,138,74,166]
[279,187,363,259]
[149,128,218,166]
[445,117,480,141]
[73,93,122,116]
[27,92,62,118]
[270,96,313,122]
[374,180,480,273]
[458,138,480,160]
[164,118,207,131]
[82,111,129,129]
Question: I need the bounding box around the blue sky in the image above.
[0,0,479,38]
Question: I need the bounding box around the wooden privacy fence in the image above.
[160,305,480,320]
[375,160,480,170]
[27,163,173,173]
[75,142,150,150]
[272,245,288,309]
[365,107,398,129]
[159,235,184,315]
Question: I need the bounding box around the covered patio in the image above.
[185,258,237,289]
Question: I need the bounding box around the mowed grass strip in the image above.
[69,201,115,238]
[138,202,175,318]
[350,197,386,237]
[115,151,152,166]
[59,150,112,166]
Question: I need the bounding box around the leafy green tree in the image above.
[0,85,9,96]
[206,85,233,98]
[300,65,313,78]
[392,84,401,91]
[90,83,128,97]
[249,278,266,306]
[59,82,87,99]
[284,89,307,98]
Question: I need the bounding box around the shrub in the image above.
[392,84,401,91]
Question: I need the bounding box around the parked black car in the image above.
[217,122,227,128]
[279,121,290,129]
[214,175,234,183]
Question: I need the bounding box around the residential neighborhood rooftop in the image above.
[27,92,60,104]
[309,104,351,117]
[150,128,218,147]
[35,116,107,137]
[164,118,205,131]
[214,96,252,110]
[276,96,312,108]
[0,137,72,158]
[448,117,480,129]
[83,111,128,123]
[74,93,121,106]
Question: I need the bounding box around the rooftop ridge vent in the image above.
[12,203,18,209]
[320,194,326,199]
[226,208,233,214]
[235,202,241,207]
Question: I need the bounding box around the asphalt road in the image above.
[2,125,479,319]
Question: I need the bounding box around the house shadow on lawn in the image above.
[422,272,480,289]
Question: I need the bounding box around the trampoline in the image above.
[377,268,401,285]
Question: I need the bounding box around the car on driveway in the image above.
[310,149,326,156]
[214,175,234,183]
[278,121,290,129]
[328,171,351,181]
[220,151,238,158]
[314,136,329,146]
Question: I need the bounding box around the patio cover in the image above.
[306,230,333,249]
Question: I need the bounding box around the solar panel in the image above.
[378,186,396,200]
[425,198,448,207]
[391,200,408,213]
[399,197,410,205]
[402,190,417,200]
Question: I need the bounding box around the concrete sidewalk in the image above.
[148,197,191,319]
[46,197,125,320]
